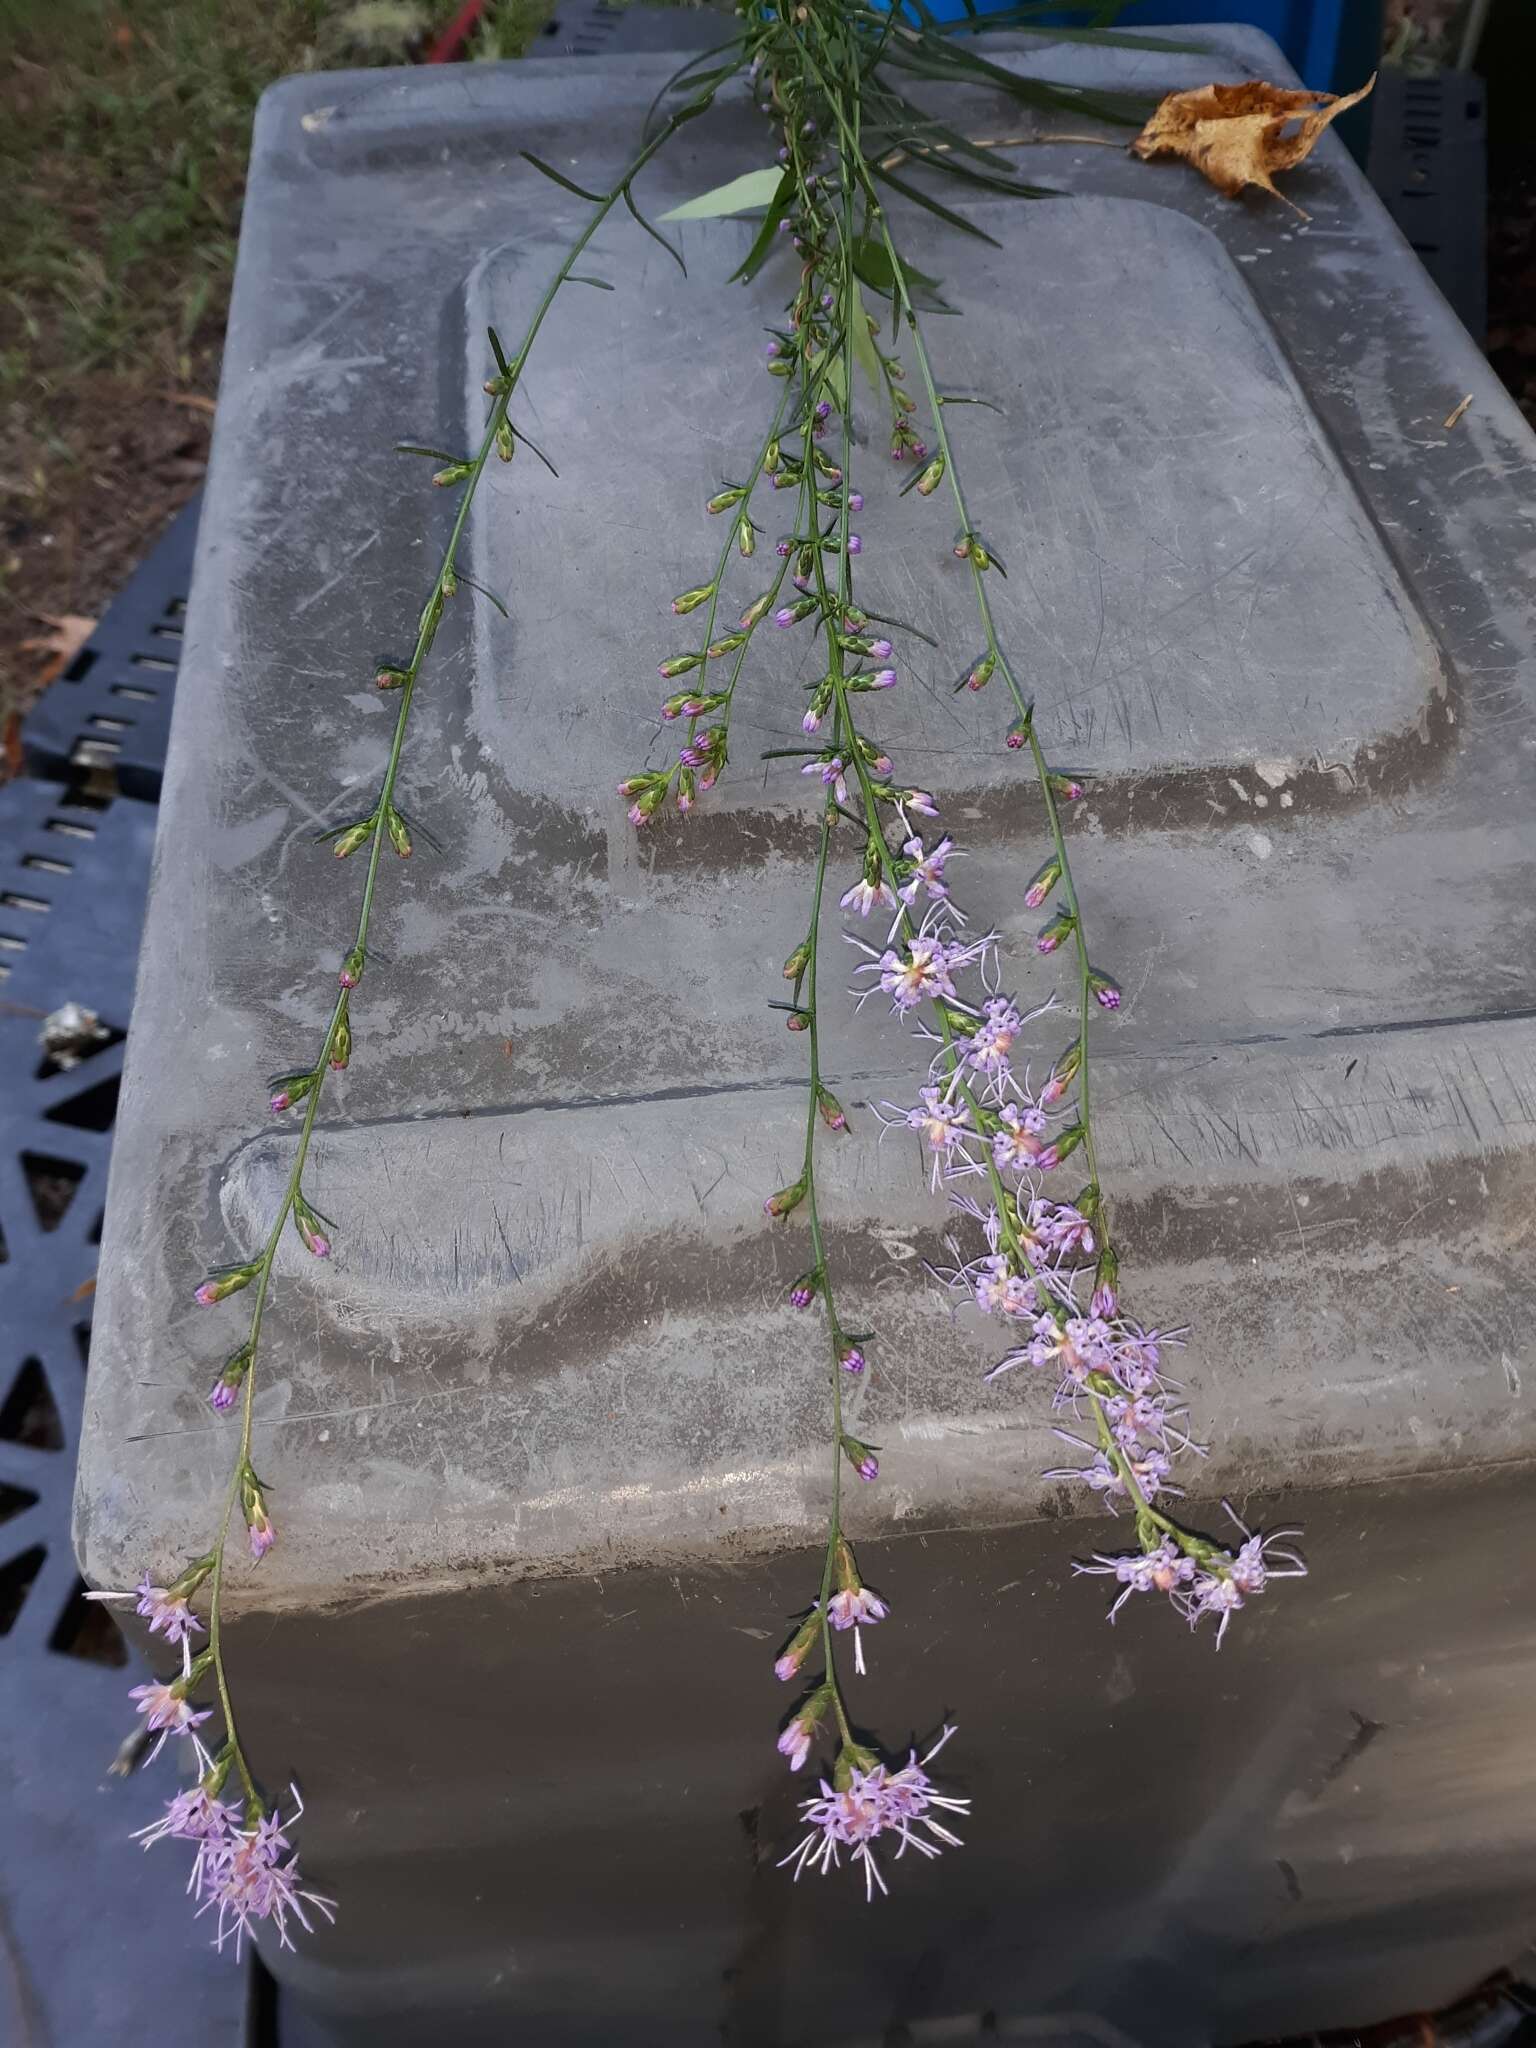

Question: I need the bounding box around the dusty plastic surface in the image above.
[77,25,1536,2044]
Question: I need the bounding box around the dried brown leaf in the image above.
[1131,75,1375,217]
[20,611,96,691]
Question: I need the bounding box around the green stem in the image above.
[199,100,724,1805]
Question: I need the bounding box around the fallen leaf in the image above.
[1131,74,1375,216]
[21,611,96,690]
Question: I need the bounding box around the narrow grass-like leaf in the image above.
[509,424,559,477]
[730,170,796,283]
[458,573,509,619]
[872,164,1012,241]
[567,274,615,291]
[520,151,605,202]
[623,184,687,277]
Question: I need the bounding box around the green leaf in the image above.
[487,326,510,376]
[850,279,885,399]
[567,274,615,291]
[824,351,848,411]
[509,424,559,478]
[872,164,1009,243]
[395,443,466,463]
[623,184,687,277]
[852,235,954,313]
[661,167,786,223]
[520,152,605,202]
[458,573,509,619]
[729,171,795,283]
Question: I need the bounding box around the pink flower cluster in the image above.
[781,1727,970,1901]
[136,1770,335,1960]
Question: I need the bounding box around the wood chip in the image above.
[1443,393,1473,430]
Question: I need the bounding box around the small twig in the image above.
[879,130,1122,171]
[1443,393,1473,432]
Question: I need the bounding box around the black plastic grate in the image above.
[21,495,199,805]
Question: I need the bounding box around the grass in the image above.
[0,0,562,721]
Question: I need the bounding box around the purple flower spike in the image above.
[847,535,862,555]
[209,1379,238,1412]
[838,1345,866,1375]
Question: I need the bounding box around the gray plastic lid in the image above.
[76,30,1536,1609]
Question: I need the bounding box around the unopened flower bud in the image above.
[268,1070,317,1116]
[789,1269,821,1309]
[1041,1041,1082,1104]
[783,938,812,981]
[1023,856,1062,910]
[658,652,703,680]
[706,633,746,660]
[671,583,715,617]
[374,664,408,691]
[841,1434,879,1482]
[432,460,474,488]
[677,768,696,813]
[1042,1123,1085,1169]
[1048,771,1085,803]
[386,808,412,858]
[776,1688,829,1769]
[962,652,996,693]
[330,817,376,860]
[786,1010,811,1032]
[495,419,514,463]
[1091,1250,1120,1320]
[293,1195,333,1260]
[339,947,365,990]
[195,1260,260,1308]
[209,1343,254,1410]
[816,1087,847,1132]
[1088,968,1122,1011]
[737,516,756,559]
[739,592,773,629]
[707,486,747,514]
[329,1010,352,1072]
[1035,909,1075,956]
[774,1614,820,1684]
[775,598,817,629]
[837,1342,866,1375]
[915,456,945,496]
[764,1178,806,1218]
[239,1464,276,1561]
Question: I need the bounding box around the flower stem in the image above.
[198,98,723,1804]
